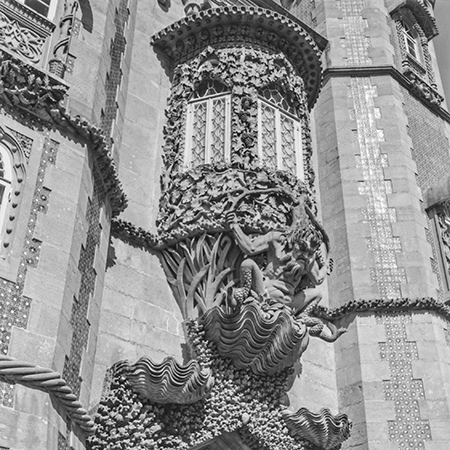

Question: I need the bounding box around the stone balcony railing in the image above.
[0,0,55,66]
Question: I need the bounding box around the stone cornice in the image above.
[322,65,450,123]
[0,48,127,216]
[151,5,324,108]
[390,0,438,41]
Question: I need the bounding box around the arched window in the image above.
[257,87,303,179]
[0,146,13,239]
[400,19,422,62]
[185,80,231,167]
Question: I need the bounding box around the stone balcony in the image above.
[0,0,55,67]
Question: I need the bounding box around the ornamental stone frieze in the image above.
[0,0,54,65]
[91,6,351,450]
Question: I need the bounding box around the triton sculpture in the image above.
[89,5,351,450]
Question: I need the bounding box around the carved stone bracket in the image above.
[404,68,443,107]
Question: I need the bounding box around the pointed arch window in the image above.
[257,87,303,179]
[0,145,13,239]
[185,80,231,167]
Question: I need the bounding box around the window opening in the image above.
[185,80,231,166]
[17,0,56,19]
[400,19,422,62]
[257,88,303,179]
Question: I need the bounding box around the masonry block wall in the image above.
[311,0,450,447]
[90,0,187,411]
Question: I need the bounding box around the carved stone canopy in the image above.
[151,5,324,108]
[390,0,438,40]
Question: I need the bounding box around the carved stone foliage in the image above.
[158,165,311,244]
[160,46,311,178]
[0,11,45,64]
[151,6,324,109]
[89,320,351,450]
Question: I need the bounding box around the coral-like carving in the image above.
[0,49,127,215]
[201,301,309,374]
[89,321,331,450]
[282,408,352,450]
[116,357,214,404]
[314,296,450,322]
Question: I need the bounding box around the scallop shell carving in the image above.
[200,302,309,374]
[282,407,352,450]
[117,357,214,404]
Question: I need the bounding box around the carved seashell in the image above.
[200,302,309,374]
[282,407,352,450]
[117,357,214,404]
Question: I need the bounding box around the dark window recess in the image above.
[24,0,51,17]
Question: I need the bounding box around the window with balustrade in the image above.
[16,0,57,19]
[257,87,303,179]
[184,80,231,167]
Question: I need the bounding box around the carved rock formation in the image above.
[282,407,352,450]
[201,301,309,374]
[116,357,214,404]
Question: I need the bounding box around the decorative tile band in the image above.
[62,169,104,397]
[350,77,406,298]
[377,313,431,448]
[337,0,371,66]
[0,135,58,407]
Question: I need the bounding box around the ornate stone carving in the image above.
[0,0,54,65]
[89,319,351,450]
[94,8,349,450]
[282,408,352,450]
[151,6,324,109]
[0,49,127,215]
[49,0,80,77]
[115,357,214,404]
[0,354,94,434]
[0,11,45,64]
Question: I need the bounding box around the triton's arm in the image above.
[226,212,271,256]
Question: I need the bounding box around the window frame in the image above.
[184,89,231,167]
[16,0,57,19]
[257,96,304,180]
[400,18,424,64]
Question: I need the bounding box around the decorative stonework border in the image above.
[0,48,127,216]
[314,296,450,322]
[0,135,57,409]
[0,354,95,434]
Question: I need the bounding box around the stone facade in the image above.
[0,0,449,450]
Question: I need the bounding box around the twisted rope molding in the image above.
[0,355,95,435]
[314,297,450,322]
